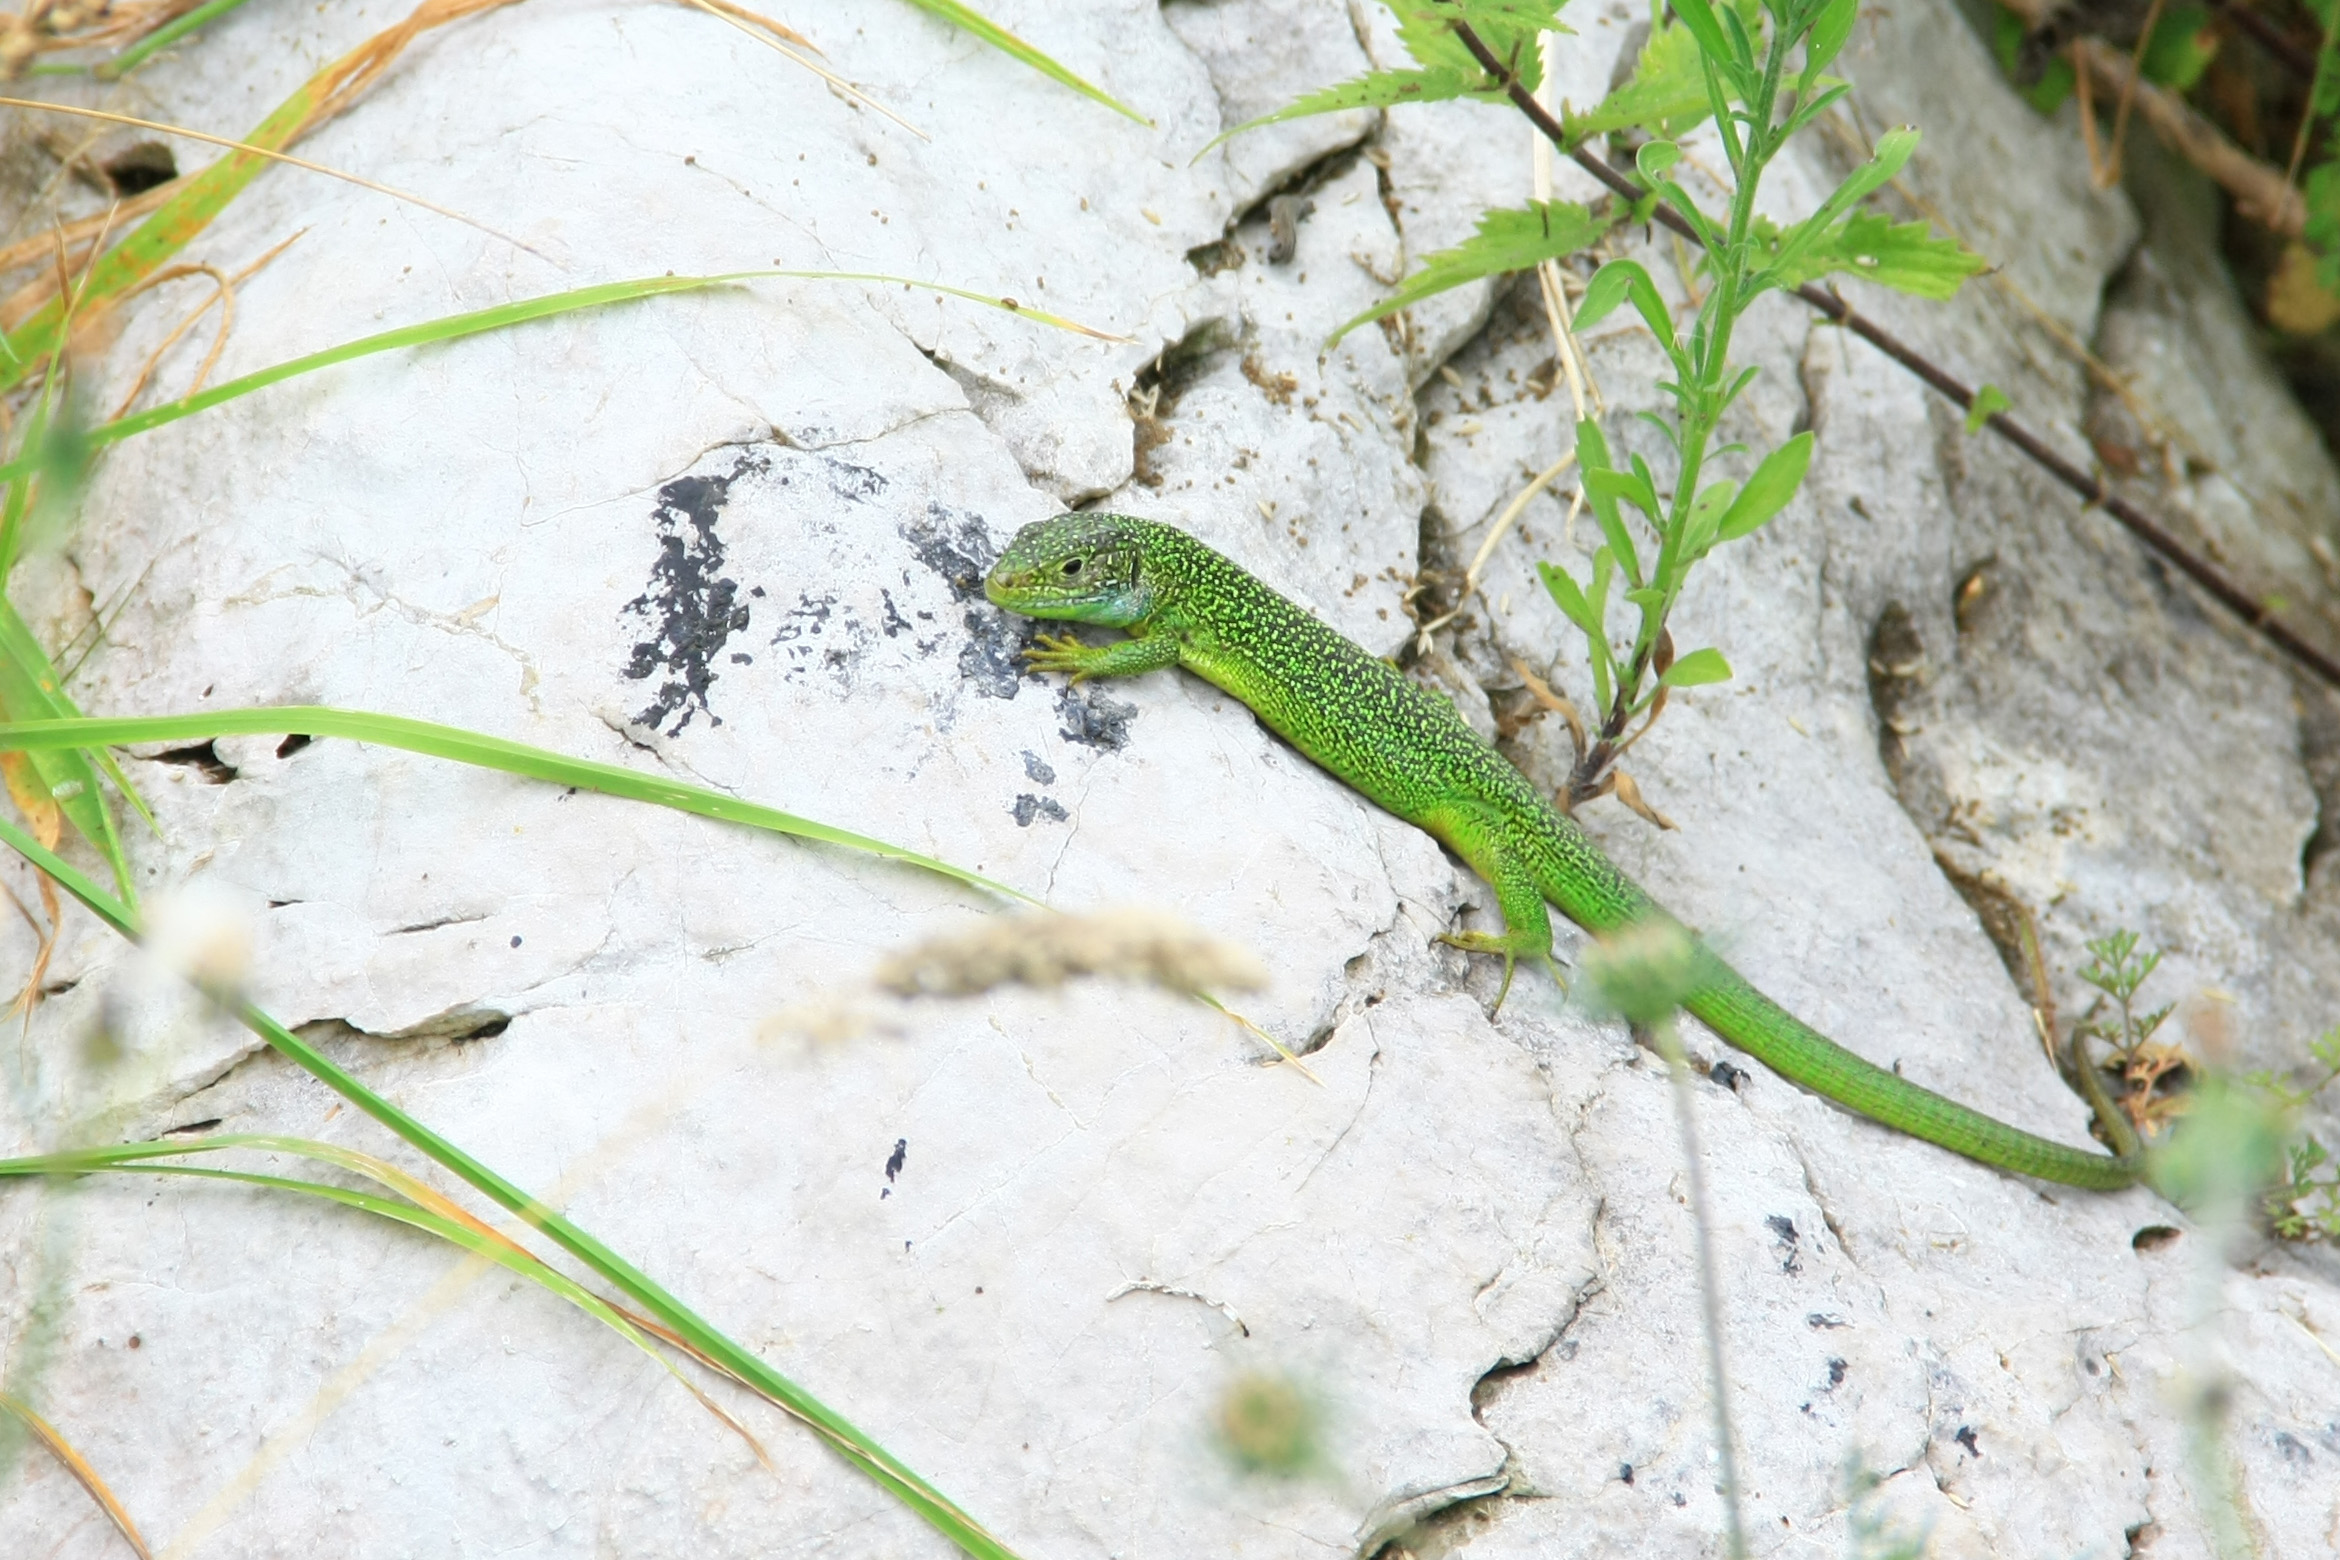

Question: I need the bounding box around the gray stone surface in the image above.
[2,2,2337,1558]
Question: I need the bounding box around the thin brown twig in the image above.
[2073,40,2107,184]
[2283,3,2340,199]
[675,0,928,140]
[2210,0,2318,79]
[2102,0,2168,188]
[1443,16,2340,695]
[107,230,302,419]
[0,95,551,261]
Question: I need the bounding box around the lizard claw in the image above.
[1024,633,1094,682]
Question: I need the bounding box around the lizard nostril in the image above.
[1062,558,1083,577]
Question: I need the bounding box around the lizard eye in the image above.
[1061,558,1083,577]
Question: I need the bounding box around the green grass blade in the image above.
[100,0,263,79]
[0,55,314,397]
[0,818,1027,1559]
[0,705,1030,905]
[0,269,1122,488]
[900,0,1152,124]
[0,600,143,899]
[0,1142,693,1395]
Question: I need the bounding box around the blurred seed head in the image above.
[1211,1370,1318,1478]
[1581,916,1699,1025]
[141,880,253,998]
[874,907,1266,999]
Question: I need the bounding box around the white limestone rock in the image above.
[1,2,2337,1558]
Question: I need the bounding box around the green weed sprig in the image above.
[1542,0,1982,806]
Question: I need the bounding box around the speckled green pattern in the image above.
[985,514,2140,1191]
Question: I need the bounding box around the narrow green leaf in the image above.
[900,0,1151,124]
[1328,200,1614,343]
[1964,383,2011,434]
[93,0,262,78]
[1658,646,1733,687]
[1716,4,1758,72]
[1636,140,1682,181]
[1587,491,1644,588]
[1714,430,1813,543]
[1575,261,1636,332]
[1574,259,1674,349]
[1669,0,1738,69]
[1781,79,1853,142]
[0,707,1031,905]
[1803,0,1858,77]
[1537,559,1602,636]
[0,598,140,896]
[1584,465,1659,520]
[1572,418,1636,588]
[1681,476,1740,559]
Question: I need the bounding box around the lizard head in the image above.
[984,513,1157,626]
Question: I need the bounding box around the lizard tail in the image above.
[1682,952,2145,1190]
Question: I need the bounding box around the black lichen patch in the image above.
[1021,751,1056,785]
[901,502,999,603]
[621,457,764,735]
[1056,683,1137,750]
[1766,1214,1801,1274]
[1011,793,1069,827]
[960,610,1026,698]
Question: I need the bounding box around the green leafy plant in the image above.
[2243,1026,2340,1240]
[1229,2,1983,813]
[1535,0,1979,806]
[2075,927,2176,1064]
[2071,926,2191,1138]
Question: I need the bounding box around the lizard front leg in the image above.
[1023,628,1181,684]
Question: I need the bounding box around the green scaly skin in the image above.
[984,513,2146,1192]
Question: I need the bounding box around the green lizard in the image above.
[983,512,2146,1191]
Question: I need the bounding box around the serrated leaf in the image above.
[1714,430,1812,543]
[1206,68,1477,150]
[1765,211,1984,300]
[1329,199,1613,342]
[1207,0,1573,151]
[1762,126,1922,286]
[1658,647,1732,687]
[1562,24,1715,143]
[1538,560,1602,636]
[1390,0,1569,79]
